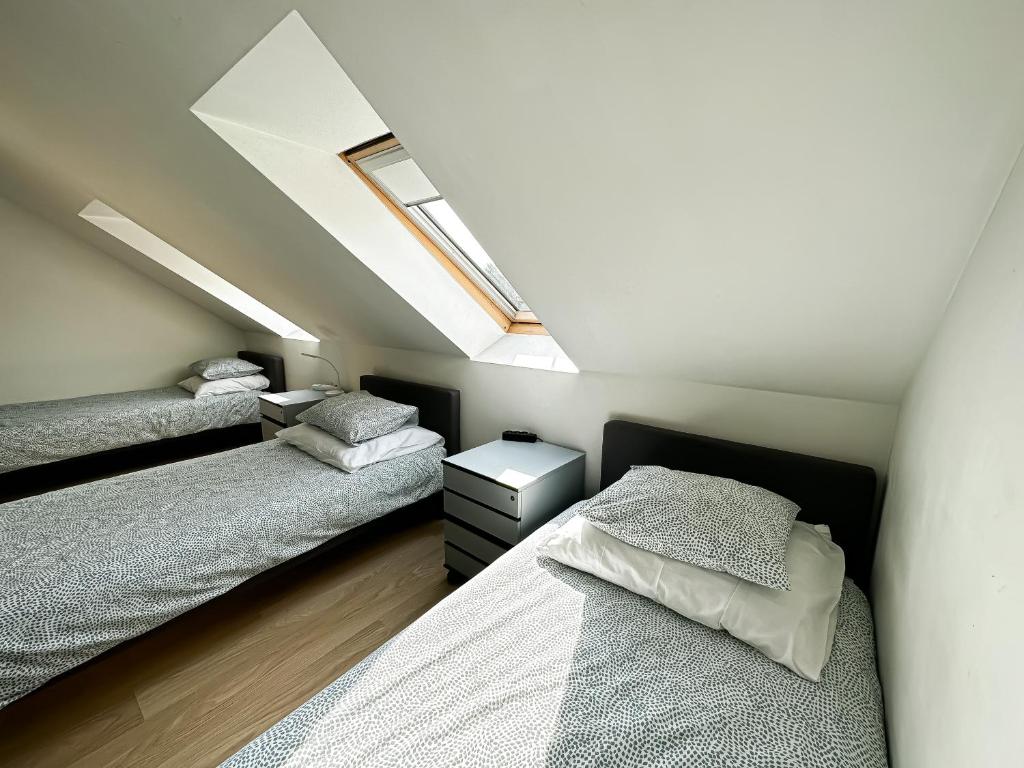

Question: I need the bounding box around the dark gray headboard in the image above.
[600,420,879,591]
[361,375,461,455]
[238,350,286,393]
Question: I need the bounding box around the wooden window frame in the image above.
[341,134,546,336]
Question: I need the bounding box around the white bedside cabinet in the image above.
[257,389,326,440]
[442,439,585,581]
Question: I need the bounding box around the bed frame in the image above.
[0,350,285,503]
[6,375,461,703]
[600,420,879,591]
[251,374,462,573]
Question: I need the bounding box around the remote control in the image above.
[502,430,539,443]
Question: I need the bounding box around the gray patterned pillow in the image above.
[190,357,263,381]
[297,391,417,444]
[578,465,799,589]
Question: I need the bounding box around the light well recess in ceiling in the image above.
[79,200,318,341]
[189,11,575,374]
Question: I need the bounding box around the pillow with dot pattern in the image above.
[297,390,417,445]
[578,465,799,589]
[189,356,263,381]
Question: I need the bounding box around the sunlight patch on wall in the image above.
[79,200,318,341]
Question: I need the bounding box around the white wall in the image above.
[873,148,1024,767]
[0,196,245,404]
[246,332,897,494]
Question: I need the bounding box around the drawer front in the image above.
[444,520,508,564]
[261,418,283,441]
[443,490,519,544]
[443,465,520,518]
[259,399,286,424]
[444,544,487,579]
[288,400,323,423]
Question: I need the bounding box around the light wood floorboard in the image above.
[0,517,454,768]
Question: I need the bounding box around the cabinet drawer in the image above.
[444,520,508,564]
[443,464,520,518]
[444,544,487,579]
[261,418,283,441]
[443,490,519,544]
[259,399,286,424]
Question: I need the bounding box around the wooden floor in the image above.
[0,518,455,768]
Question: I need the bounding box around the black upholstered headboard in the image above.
[237,350,286,393]
[361,375,461,455]
[600,420,879,591]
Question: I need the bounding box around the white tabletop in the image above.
[444,439,584,490]
[258,388,326,405]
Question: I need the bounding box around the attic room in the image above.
[0,1,1020,766]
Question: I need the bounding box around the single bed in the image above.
[0,375,460,710]
[0,350,285,502]
[223,420,888,768]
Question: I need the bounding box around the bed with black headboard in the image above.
[0,350,285,502]
[238,350,286,393]
[223,418,888,768]
[600,419,879,589]
[0,375,460,710]
[361,374,461,454]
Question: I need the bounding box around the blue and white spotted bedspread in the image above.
[225,504,889,768]
[0,386,259,474]
[0,440,445,708]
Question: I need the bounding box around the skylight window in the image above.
[342,135,542,334]
[79,200,318,341]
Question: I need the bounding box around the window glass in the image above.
[418,199,529,312]
[356,144,532,317]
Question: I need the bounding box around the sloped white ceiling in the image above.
[189,12,508,359]
[317,0,1024,403]
[0,1,460,355]
[2,1,1023,403]
[80,199,317,340]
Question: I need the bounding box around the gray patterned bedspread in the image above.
[0,386,259,474]
[0,440,445,709]
[225,505,889,768]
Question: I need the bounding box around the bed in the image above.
[223,420,888,768]
[0,375,461,710]
[0,350,285,502]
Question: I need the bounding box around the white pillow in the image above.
[276,422,442,472]
[177,374,270,398]
[537,517,845,681]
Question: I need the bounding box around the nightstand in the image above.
[442,439,585,580]
[258,389,326,440]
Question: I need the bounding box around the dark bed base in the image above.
[0,422,262,504]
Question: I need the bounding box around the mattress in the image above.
[0,386,260,474]
[225,504,889,768]
[0,439,445,709]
